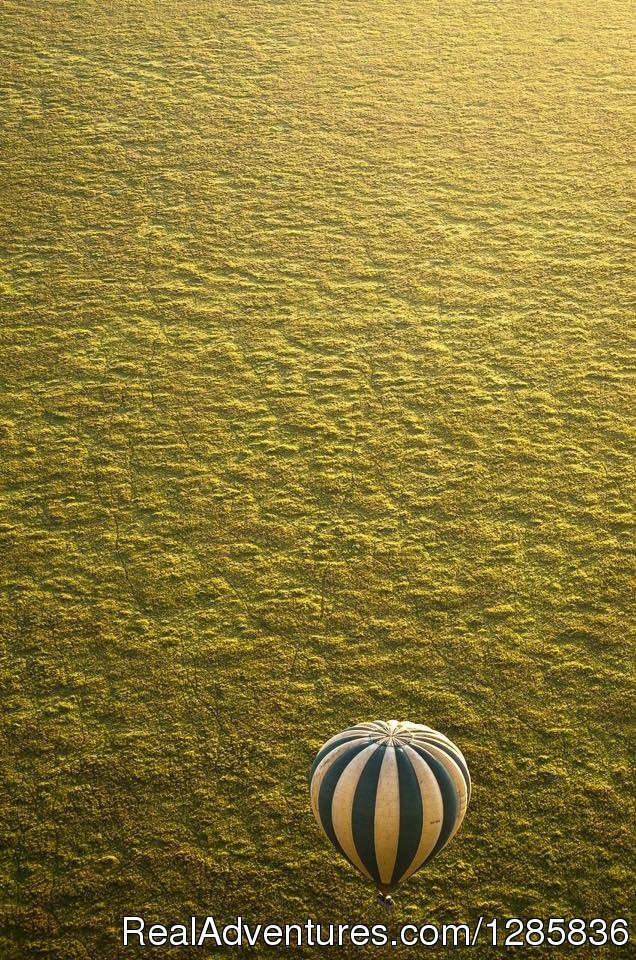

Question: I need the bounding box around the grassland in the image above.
[0,1,634,957]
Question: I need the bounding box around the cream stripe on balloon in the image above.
[398,745,444,883]
[373,745,401,886]
[330,744,377,882]
[412,728,469,756]
[411,733,471,795]
[412,742,469,842]
[411,729,458,750]
[310,739,367,831]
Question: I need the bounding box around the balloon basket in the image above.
[376,892,395,910]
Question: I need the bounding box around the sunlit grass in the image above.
[0,1,634,957]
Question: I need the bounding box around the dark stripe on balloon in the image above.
[409,744,459,864]
[391,745,424,886]
[415,737,471,802]
[309,734,367,785]
[350,742,386,885]
[317,742,370,862]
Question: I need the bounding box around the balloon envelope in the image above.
[309,720,470,894]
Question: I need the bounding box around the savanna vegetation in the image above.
[0,1,634,957]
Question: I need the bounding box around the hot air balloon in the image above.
[309,720,471,905]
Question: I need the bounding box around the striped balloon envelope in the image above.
[309,720,471,897]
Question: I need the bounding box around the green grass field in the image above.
[1,1,634,956]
